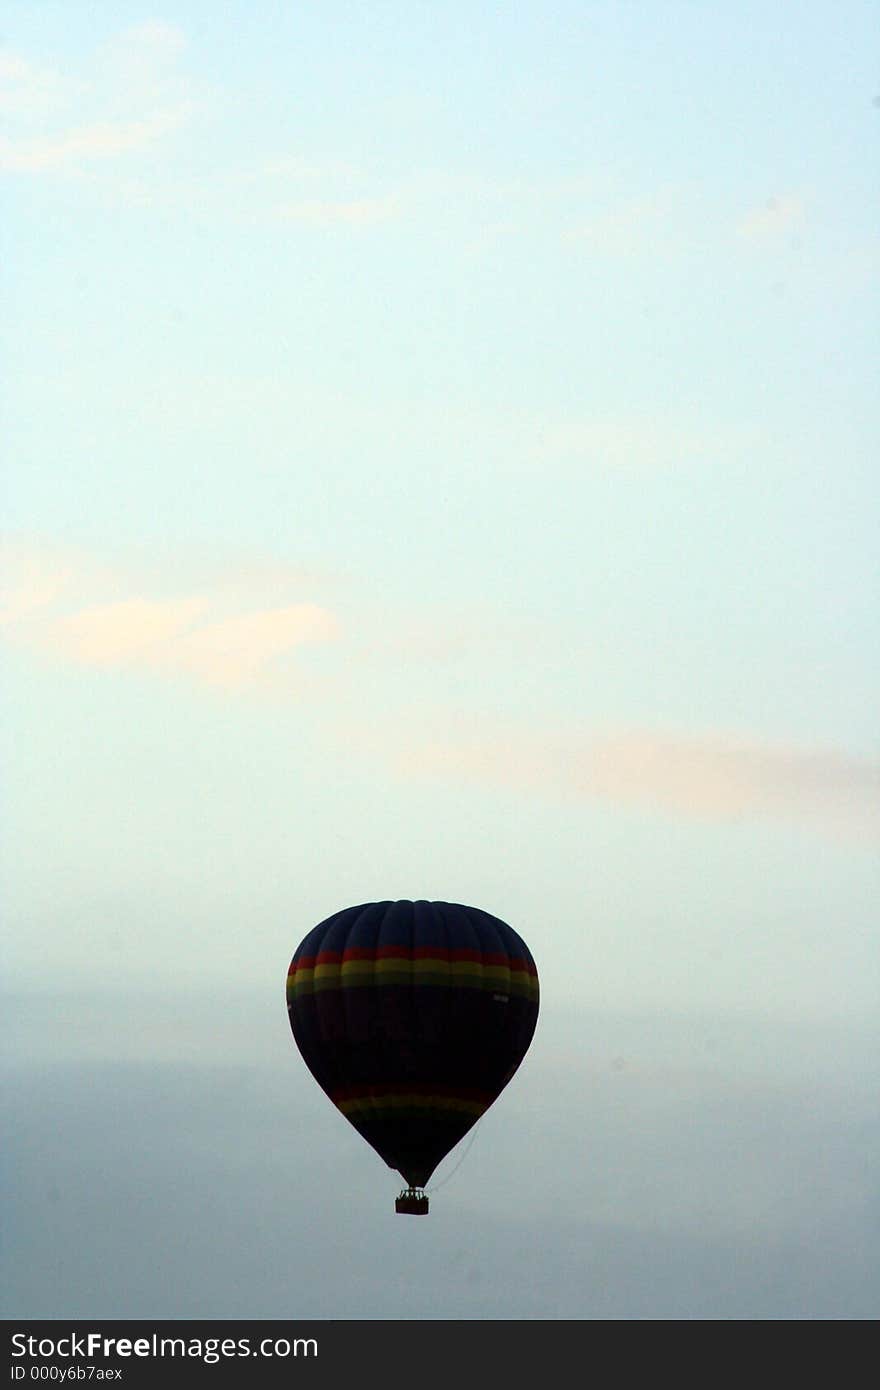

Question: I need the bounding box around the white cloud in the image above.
[56,596,208,665]
[525,415,730,471]
[738,194,805,244]
[1,540,341,690]
[399,723,880,841]
[0,540,71,625]
[0,51,69,119]
[0,24,196,177]
[276,195,399,227]
[0,105,193,172]
[162,604,340,687]
[113,21,187,61]
[564,193,671,253]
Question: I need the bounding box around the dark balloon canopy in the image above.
[286,900,539,1209]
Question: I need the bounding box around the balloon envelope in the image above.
[286,900,539,1189]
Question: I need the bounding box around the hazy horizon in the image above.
[5,988,878,1320]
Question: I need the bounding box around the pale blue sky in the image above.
[2,2,878,1319]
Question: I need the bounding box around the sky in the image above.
[2,2,879,1320]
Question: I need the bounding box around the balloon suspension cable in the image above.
[425,1124,480,1194]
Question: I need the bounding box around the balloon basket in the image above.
[395,1188,429,1215]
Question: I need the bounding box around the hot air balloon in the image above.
[286,900,539,1214]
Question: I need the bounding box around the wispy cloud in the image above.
[0,23,196,176]
[276,195,399,227]
[737,194,805,244]
[1,540,340,690]
[563,192,671,254]
[399,723,879,840]
[0,51,70,119]
[56,596,208,665]
[5,540,876,840]
[158,604,340,686]
[0,541,72,626]
[0,106,193,172]
[524,415,732,471]
[108,21,187,66]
